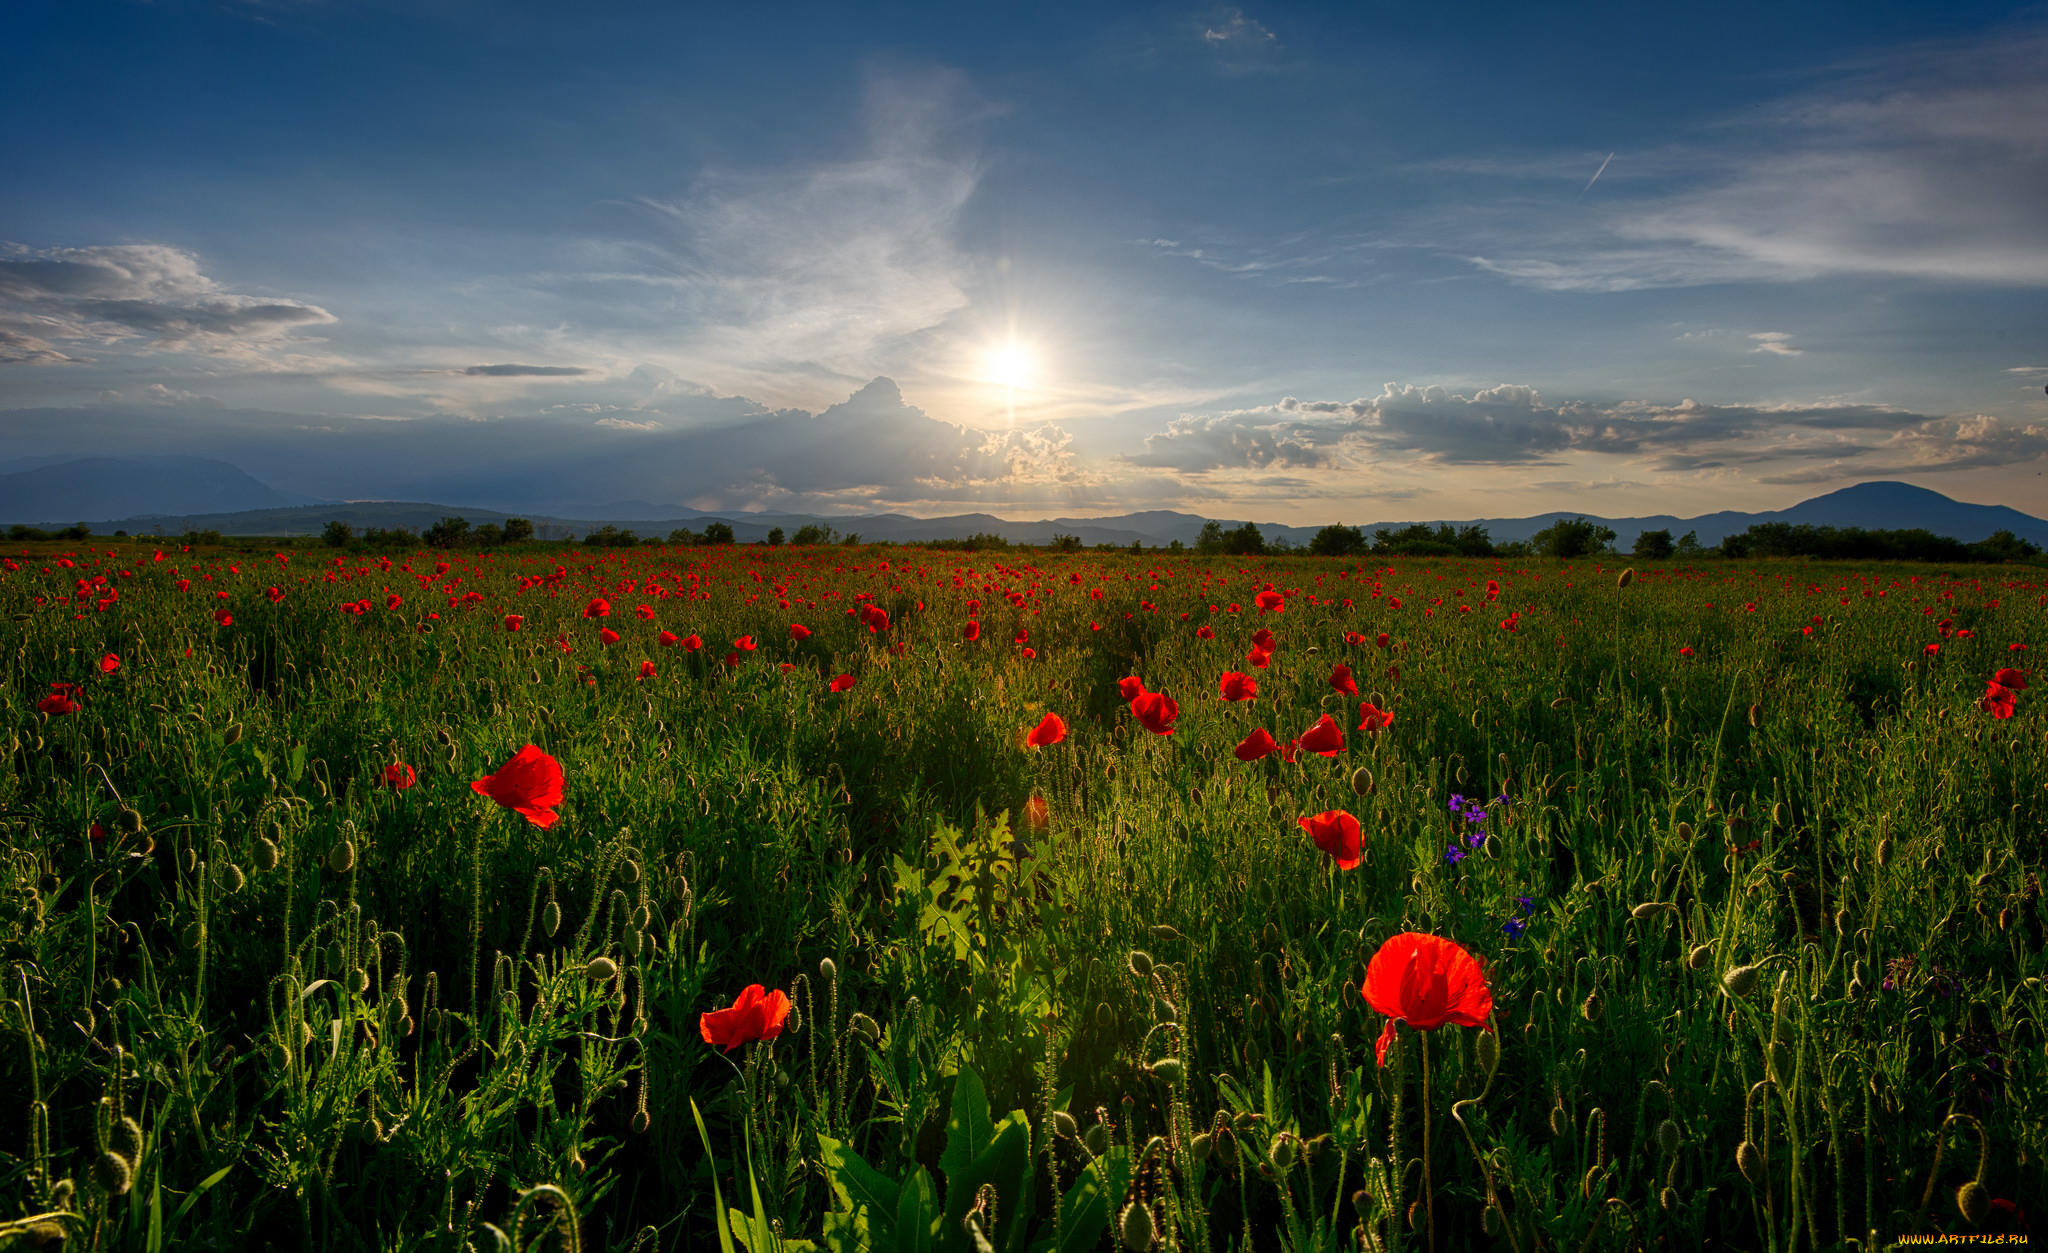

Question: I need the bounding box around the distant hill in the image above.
[26,470,2048,552]
[0,456,322,524]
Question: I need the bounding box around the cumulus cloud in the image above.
[1131,383,2048,478]
[1750,332,1802,356]
[0,243,336,361]
[1458,29,2048,290]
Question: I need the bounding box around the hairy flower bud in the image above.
[1128,950,1153,977]
[1083,1123,1110,1157]
[542,900,561,937]
[1052,1110,1078,1140]
[1687,944,1714,971]
[1736,1140,1765,1186]
[586,956,618,981]
[1957,1180,1990,1226]
[255,837,279,871]
[1118,1200,1155,1251]
[1656,1119,1680,1156]
[1722,964,1761,998]
[1617,568,1635,589]
[328,841,356,874]
[93,1150,133,1196]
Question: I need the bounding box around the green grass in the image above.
[0,541,2040,1251]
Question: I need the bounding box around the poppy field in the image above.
[0,538,2042,1251]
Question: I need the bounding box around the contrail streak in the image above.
[1581,151,1615,195]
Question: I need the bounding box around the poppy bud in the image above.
[255,837,279,871]
[328,841,356,874]
[1659,1186,1678,1213]
[1094,1002,1115,1030]
[1769,1041,1793,1082]
[1736,1140,1765,1186]
[1118,1201,1155,1251]
[1581,990,1603,1022]
[1747,703,1761,728]
[586,957,618,981]
[1875,838,1892,866]
[220,863,246,894]
[1771,802,1785,828]
[1151,924,1183,942]
[1687,944,1713,971]
[1656,1118,1680,1156]
[1549,1103,1569,1137]
[1349,766,1374,795]
[1550,695,1572,710]
[543,900,561,936]
[1675,821,1693,842]
[631,1109,650,1135]
[94,1150,133,1196]
[1269,1135,1297,1170]
[1128,950,1153,977]
[118,806,144,834]
[350,968,370,996]
[1617,568,1635,588]
[1149,1057,1184,1083]
[622,859,642,885]
[1957,1180,1990,1225]
[110,1115,144,1167]
[626,929,644,959]
[1476,1028,1499,1076]
[1630,902,1669,920]
[1084,1123,1110,1157]
[819,957,837,982]
[1722,964,1761,997]
[1483,1204,1504,1235]
[223,723,243,746]
[1053,1110,1079,1139]
[849,1012,881,1044]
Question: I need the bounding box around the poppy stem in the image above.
[1421,1031,1436,1253]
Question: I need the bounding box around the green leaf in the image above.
[939,1067,994,1186]
[895,1166,940,1253]
[817,1134,901,1223]
[942,1111,1031,1249]
[1025,1151,1122,1253]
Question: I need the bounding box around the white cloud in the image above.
[594,417,663,431]
[1750,332,1802,357]
[1203,8,1276,44]
[0,243,337,361]
[1455,29,2048,290]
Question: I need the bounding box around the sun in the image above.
[981,339,1036,391]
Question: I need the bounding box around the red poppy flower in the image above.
[1196,624,1215,640]
[636,604,655,620]
[1923,642,1941,657]
[1255,589,1286,613]
[640,660,658,680]
[1252,628,1276,650]
[1130,690,1179,735]
[382,761,417,789]
[99,653,120,674]
[470,745,565,828]
[1375,633,1391,649]
[1026,712,1067,746]
[658,630,679,647]
[1329,664,1358,697]
[1024,795,1050,831]
[1296,713,1344,757]
[723,650,740,667]
[790,623,812,640]
[1299,810,1363,870]
[682,634,703,652]
[1234,727,1278,761]
[505,614,524,631]
[1248,645,1273,670]
[1357,702,1395,733]
[37,690,79,716]
[1362,932,1493,1067]
[963,620,981,641]
[386,594,404,611]
[734,635,756,652]
[1678,646,1694,659]
[599,627,622,646]
[829,673,857,693]
[1981,683,2017,719]
[859,604,891,633]
[214,609,233,627]
[584,598,611,618]
[1992,668,2027,690]
[1219,671,1259,702]
[1117,675,1147,701]
[699,984,792,1052]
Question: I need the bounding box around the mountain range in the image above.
[3,455,2044,551]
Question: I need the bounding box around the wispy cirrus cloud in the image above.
[1448,28,2048,291]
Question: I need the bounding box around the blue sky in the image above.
[4,0,2046,522]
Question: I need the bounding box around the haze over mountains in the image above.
[4,454,2044,551]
